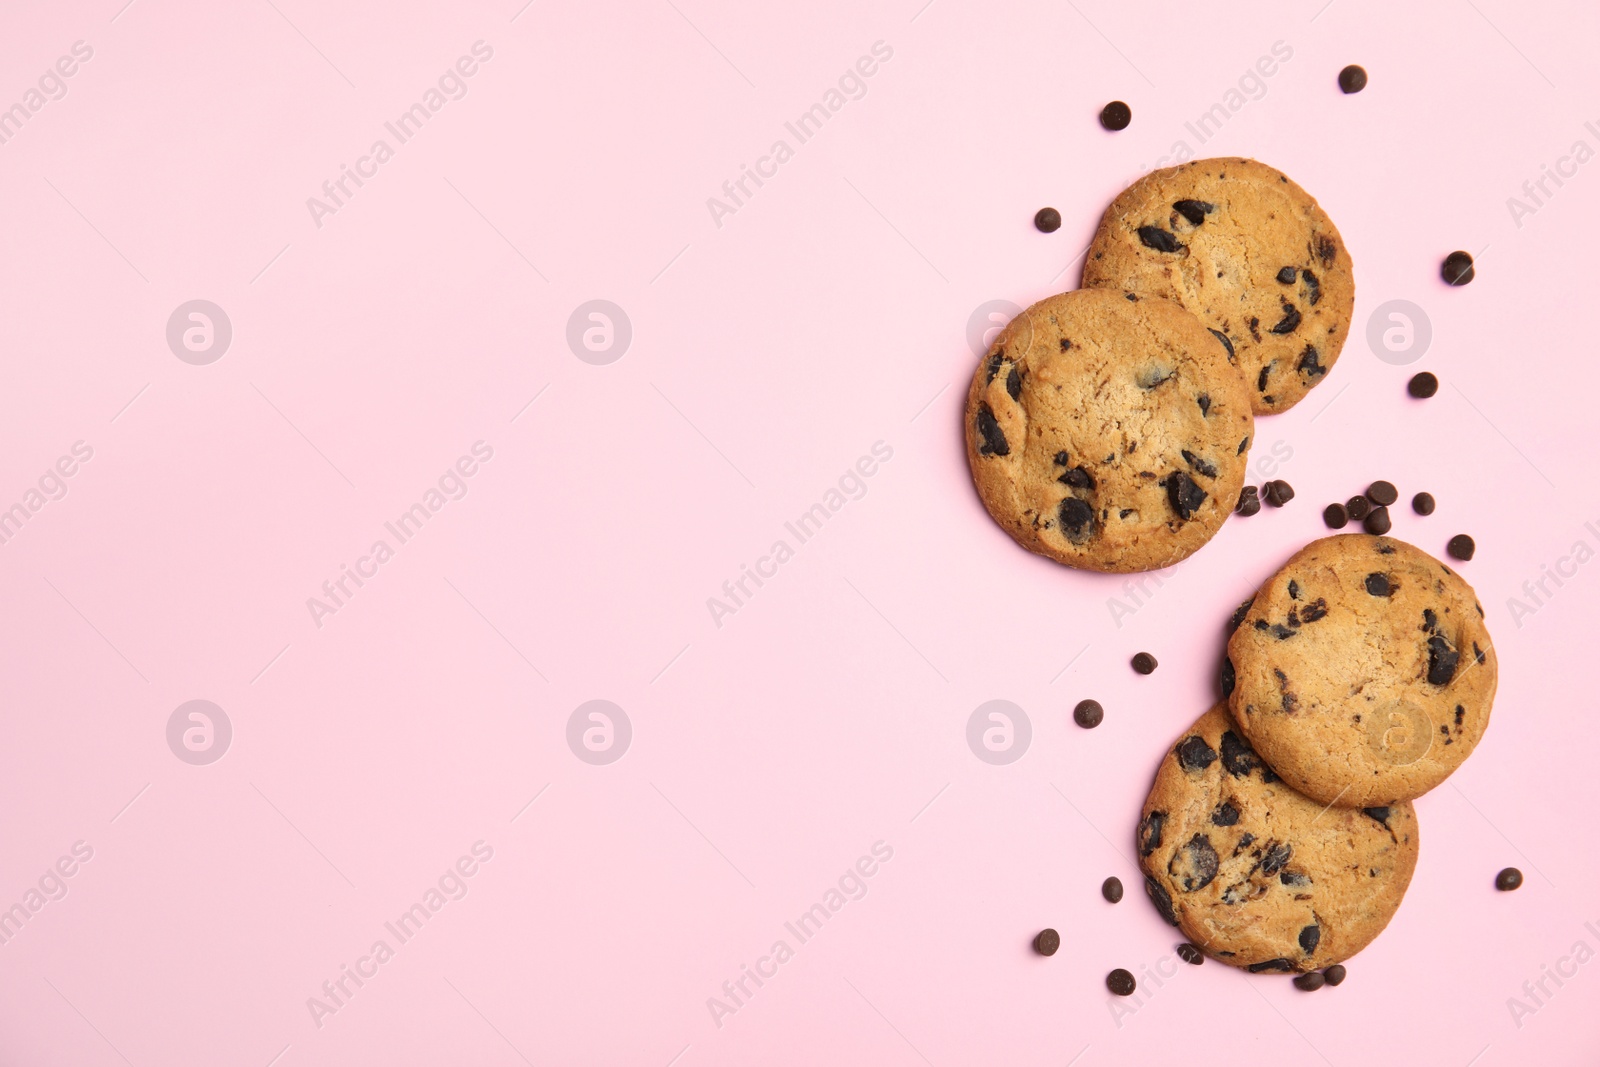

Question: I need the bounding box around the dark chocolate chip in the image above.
[1228,598,1255,634]
[1182,449,1217,478]
[1220,656,1235,697]
[1412,492,1435,515]
[1102,876,1124,904]
[1338,64,1368,93]
[1269,302,1302,334]
[1302,269,1321,306]
[1363,506,1391,535]
[1362,807,1392,827]
[1006,365,1022,400]
[1323,503,1348,529]
[1427,634,1460,685]
[1280,871,1311,887]
[1299,598,1328,622]
[1106,968,1137,996]
[1495,867,1524,892]
[1257,364,1271,391]
[985,351,1004,382]
[1164,471,1206,519]
[1099,100,1132,131]
[1171,834,1219,892]
[1211,801,1240,826]
[1138,225,1183,253]
[1249,316,1262,341]
[1261,843,1293,875]
[1172,199,1215,225]
[1276,266,1297,284]
[1058,466,1095,489]
[1448,534,1476,561]
[1298,924,1321,955]
[1059,497,1095,541]
[1208,328,1235,362]
[1219,731,1261,778]
[1074,699,1104,729]
[1248,958,1295,973]
[1346,495,1371,521]
[1408,372,1438,398]
[1138,811,1166,857]
[1442,250,1475,286]
[1175,735,1216,772]
[1133,651,1159,675]
[1034,207,1061,233]
[975,403,1008,457]
[1177,943,1204,966]
[1364,573,1391,597]
[1323,963,1347,986]
[1294,972,1327,991]
[1316,234,1338,265]
[1197,394,1211,416]
[1235,485,1261,516]
[1033,927,1061,955]
[1053,451,1069,466]
[1297,344,1325,377]
[1059,337,1072,351]
[1367,480,1398,506]
[1287,579,1301,600]
[1263,480,1295,507]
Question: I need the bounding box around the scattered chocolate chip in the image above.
[1172,199,1215,226]
[1138,225,1183,253]
[1138,811,1166,857]
[1276,266,1296,284]
[1364,573,1391,597]
[1074,699,1104,729]
[1442,250,1475,286]
[1033,928,1061,955]
[1269,302,1302,334]
[1235,485,1261,516]
[1323,963,1347,986]
[1496,867,1524,892]
[1106,968,1137,996]
[1263,480,1295,507]
[1099,100,1132,131]
[1132,652,1159,675]
[1412,492,1435,515]
[1408,372,1438,398]
[1164,471,1206,519]
[1363,506,1391,535]
[1323,503,1348,529]
[1209,329,1235,361]
[1338,64,1368,93]
[975,404,1009,457]
[1448,534,1476,560]
[1176,735,1216,772]
[1034,207,1061,233]
[1346,495,1371,521]
[1177,943,1204,966]
[1102,877,1124,904]
[1294,972,1327,991]
[1367,481,1398,506]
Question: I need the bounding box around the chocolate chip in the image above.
[1427,634,1460,686]
[1138,225,1183,253]
[1235,485,1261,516]
[1106,968,1137,996]
[1074,699,1104,729]
[1316,234,1338,265]
[1363,506,1391,535]
[1172,199,1215,225]
[1302,269,1321,305]
[1362,806,1392,827]
[1164,471,1206,519]
[1220,656,1235,697]
[1033,928,1061,955]
[1171,834,1219,892]
[1338,64,1368,93]
[1413,492,1435,515]
[1138,811,1166,856]
[1197,393,1210,415]
[1034,207,1061,233]
[1219,731,1262,778]
[975,403,1009,456]
[1209,329,1235,361]
[1145,876,1178,926]
[1182,450,1217,478]
[1102,876,1124,903]
[1364,573,1391,596]
[1237,435,1250,455]
[1280,871,1311,887]
[1059,338,1072,351]
[1177,943,1204,965]
[1496,867,1524,891]
[1211,801,1240,826]
[1228,598,1255,634]
[1346,495,1371,521]
[1257,364,1271,392]
[1249,958,1295,973]
[1448,534,1476,560]
[1269,302,1302,334]
[1298,924,1321,955]
[1367,480,1398,506]
[1299,598,1328,622]
[1053,451,1069,466]
[1442,250,1475,286]
[1408,372,1438,398]
[1323,503,1348,529]
[1133,651,1159,675]
[1058,466,1095,489]
[1006,365,1022,400]
[1297,344,1325,378]
[1099,100,1132,131]
[1276,266,1296,284]
[1176,735,1216,772]
[1323,963,1348,986]
[1263,480,1295,507]
[1059,497,1095,541]
[1261,843,1293,875]
[1294,972,1327,991]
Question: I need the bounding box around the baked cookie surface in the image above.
[1138,703,1419,973]
[1226,534,1497,807]
[963,288,1252,573]
[1082,157,1354,415]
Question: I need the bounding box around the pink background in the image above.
[1,0,1597,1063]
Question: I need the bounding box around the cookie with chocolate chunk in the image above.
[964,288,1253,573]
[1082,158,1355,415]
[1138,703,1419,972]
[1226,534,1497,807]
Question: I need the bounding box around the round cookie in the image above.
[1082,158,1355,415]
[1225,534,1497,807]
[1138,703,1419,973]
[963,288,1253,573]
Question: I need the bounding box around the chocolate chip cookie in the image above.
[1082,158,1355,415]
[1226,534,1497,807]
[1138,703,1419,972]
[964,288,1253,573]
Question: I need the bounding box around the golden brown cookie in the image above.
[1082,158,1354,415]
[1226,534,1497,807]
[963,288,1252,573]
[1138,703,1419,973]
